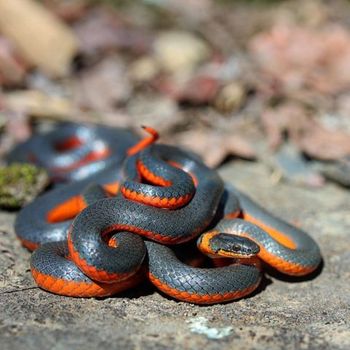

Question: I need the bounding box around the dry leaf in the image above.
[250,24,350,95]
[73,56,131,112]
[73,8,151,55]
[154,75,219,105]
[261,103,350,160]
[296,120,350,160]
[172,128,256,167]
[261,103,309,149]
[43,0,88,22]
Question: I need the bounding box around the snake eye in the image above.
[209,233,260,258]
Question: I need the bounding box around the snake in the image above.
[7,122,138,182]
[13,123,322,304]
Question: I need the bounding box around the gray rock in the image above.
[0,160,349,350]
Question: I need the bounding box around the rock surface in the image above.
[0,160,349,350]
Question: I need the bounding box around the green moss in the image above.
[0,163,49,209]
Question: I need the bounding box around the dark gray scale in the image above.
[122,145,196,202]
[15,165,124,246]
[146,241,261,296]
[71,216,147,276]
[7,122,138,182]
[69,144,224,275]
[8,124,92,170]
[82,184,109,205]
[31,241,92,282]
[68,197,154,275]
[211,186,241,224]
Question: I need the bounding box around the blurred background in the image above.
[1,3,350,348]
[1,0,350,189]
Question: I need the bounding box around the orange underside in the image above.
[19,237,39,251]
[55,136,83,152]
[32,267,144,297]
[47,181,119,223]
[197,231,219,256]
[242,212,296,249]
[224,210,241,219]
[201,214,315,276]
[239,214,315,276]
[103,182,120,196]
[149,273,260,304]
[121,187,192,209]
[122,159,194,209]
[52,148,110,173]
[137,159,172,187]
[47,195,87,223]
[127,126,159,156]
[257,245,316,276]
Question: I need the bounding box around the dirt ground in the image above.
[1,159,349,350]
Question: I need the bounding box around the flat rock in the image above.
[0,160,349,350]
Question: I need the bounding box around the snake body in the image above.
[13,123,322,304]
[8,123,137,182]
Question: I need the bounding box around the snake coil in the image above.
[11,123,322,304]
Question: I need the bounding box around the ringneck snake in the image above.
[12,124,322,304]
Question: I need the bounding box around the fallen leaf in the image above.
[73,55,131,112]
[43,0,88,22]
[296,119,350,160]
[250,24,350,95]
[172,128,256,167]
[261,103,350,160]
[261,103,309,150]
[153,74,219,105]
[178,76,220,105]
[73,7,151,55]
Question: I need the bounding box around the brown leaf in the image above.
[154,75,219,105]
[42,0,88,22]
[73,8,151,55]
[178,76,219,104]
[172,128,256,167]
[73,55,131,112]
[261,103,310,150]
[250,24,350,95]
[296,120,350,160]
[0,36,27,86]
[261,103,350,160]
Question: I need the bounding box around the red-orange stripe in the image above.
[32,267,144,297]
[149,272,259,304]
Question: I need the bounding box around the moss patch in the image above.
[0,163,49,209]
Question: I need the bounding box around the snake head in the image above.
[198,231,260,259]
